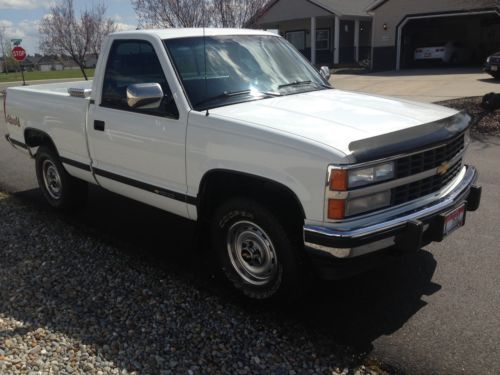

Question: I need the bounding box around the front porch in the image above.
[253,0,373,67]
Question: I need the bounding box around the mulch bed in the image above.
[437,96,500,137]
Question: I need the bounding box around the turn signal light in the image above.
[328,199,345,220]
[329,169,348,191]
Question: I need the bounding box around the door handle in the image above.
[94,120,105,131]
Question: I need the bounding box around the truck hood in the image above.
[210,89,468,162]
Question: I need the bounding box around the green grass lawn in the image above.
[0,69,95,83]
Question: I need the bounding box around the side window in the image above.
[285,31,305,51]
[101,40,179,118]
[316,29,329,51]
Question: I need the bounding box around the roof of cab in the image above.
[110,28,277,40]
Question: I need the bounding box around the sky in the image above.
[0,0,138,55]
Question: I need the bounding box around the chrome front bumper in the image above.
[304,165,481,259]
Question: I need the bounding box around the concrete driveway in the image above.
[332,67,499,103]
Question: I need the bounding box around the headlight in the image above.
[487,56,491,64]
[348,162,395,188]
[329,162,395,191]
[327,162,395,220]
[346,191,391,216]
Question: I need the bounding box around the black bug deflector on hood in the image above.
[348,112,471,163]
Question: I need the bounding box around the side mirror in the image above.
[319,66,331,81]
[127,83,164,109]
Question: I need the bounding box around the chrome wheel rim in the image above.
[226,220,278,286]
[42,159,62,200]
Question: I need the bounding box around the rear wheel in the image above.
[35,146,88,210]
[211,198,307,301]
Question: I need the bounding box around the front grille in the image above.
[390,134,465,206]
[392,159,463,205]
[395,135,464,178]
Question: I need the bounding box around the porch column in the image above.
[354,19,360,62]
[334,15,340,65]
[311,16,316,66]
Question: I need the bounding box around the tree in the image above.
[213,0,268,28]
[39,0,117,80]
[0,25,8,73]
[131,0,268,28]
[132,0,206,28]
[87,3,118,57]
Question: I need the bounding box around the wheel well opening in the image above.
[24,129,57,153]
[198,171,305,229]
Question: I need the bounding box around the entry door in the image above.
[87,39,189,218]
[340,20,355,63]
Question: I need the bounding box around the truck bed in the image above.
[5,80,93,172]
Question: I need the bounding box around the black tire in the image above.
[491,73,500,81]
[211,198,307,301]
[35,146,88,210]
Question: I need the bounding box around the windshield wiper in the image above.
[278,80,312,89]
[195,90,281,108]
[278,80,331,90]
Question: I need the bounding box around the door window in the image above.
[101,40,179,118]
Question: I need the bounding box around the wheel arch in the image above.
[197,169,306,224]
[24,127,59,155]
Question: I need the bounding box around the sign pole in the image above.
[11,39,27,85]
[20,64,26,86]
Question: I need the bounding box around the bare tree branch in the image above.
[0,25,9,73]
[38,0,117,80]
[212,0,268,28]
[131,0,268,28]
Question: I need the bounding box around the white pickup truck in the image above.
[4,29,481,300]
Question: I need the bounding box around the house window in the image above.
[286,31,305,50]
[316,29,329,50]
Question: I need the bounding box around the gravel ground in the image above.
[437,96,500,136]
[0,191,389,374]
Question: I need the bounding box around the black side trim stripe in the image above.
[185,195,198,205]
[6,135,28,149]
[93,167,198,205]
[58,157,197,205]
[60,157,92,171]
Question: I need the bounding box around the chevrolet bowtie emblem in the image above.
[437,162,450,176]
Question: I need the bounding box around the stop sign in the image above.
[11,46,27,62]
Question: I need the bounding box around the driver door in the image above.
[87,39,190,218]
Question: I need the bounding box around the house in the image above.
[37,55,64,71]
[84,54,98,69]
[252,0,374,67]
[59,56,80,70]
[21,55,40,72]
[368,0,500,70]
[252,0,500,71]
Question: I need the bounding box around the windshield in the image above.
[164,35,330,110]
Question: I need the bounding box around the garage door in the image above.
[398,12,500,69]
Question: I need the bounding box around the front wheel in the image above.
[35,146,88,210]
[211,198,307,301]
